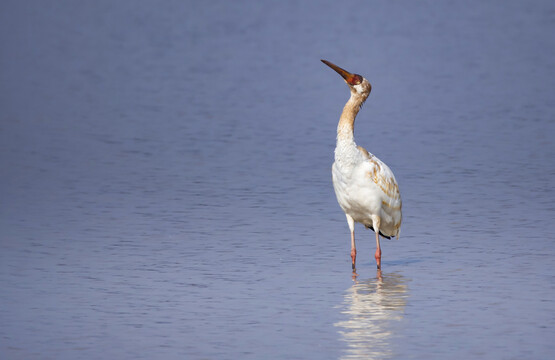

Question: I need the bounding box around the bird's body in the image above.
[322,59,402,271]
[332,145,402,238]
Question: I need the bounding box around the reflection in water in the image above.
[335,271,409,360]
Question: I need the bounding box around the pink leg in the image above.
[351,231,357,270]
[346,215,356,271]
[374,239,382,270]
[372,215,382,269]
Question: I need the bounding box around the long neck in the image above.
[335,94,364,166]
[337,94,363,144]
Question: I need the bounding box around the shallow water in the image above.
[1,0,555,359]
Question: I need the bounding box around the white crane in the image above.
[322,59,402,271]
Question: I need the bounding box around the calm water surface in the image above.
[1,1,554,359]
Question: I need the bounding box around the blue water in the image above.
[1,1,554,359]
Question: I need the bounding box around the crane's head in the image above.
[321,59,371,99]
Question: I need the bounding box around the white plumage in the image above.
[322,59,402,271]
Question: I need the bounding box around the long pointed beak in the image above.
[321,59,360,85]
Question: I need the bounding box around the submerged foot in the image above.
[374,248,382,269]
[351,248,357,271]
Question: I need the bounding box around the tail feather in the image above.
[365,225,392,239]
[365,225,401,240]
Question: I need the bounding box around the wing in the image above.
[357,146,401,203]
[357,146,402,236]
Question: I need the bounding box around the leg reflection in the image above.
[335,271,409,359]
